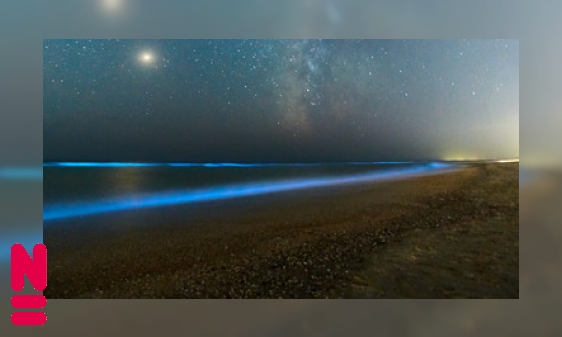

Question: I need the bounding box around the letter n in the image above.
[11,243,47,292]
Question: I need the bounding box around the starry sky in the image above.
[44,39,519,163]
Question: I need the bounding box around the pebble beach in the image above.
[44,162,518,299]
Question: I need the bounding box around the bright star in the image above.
[95,0,139,21]
[139,51,155,65]
[101,0,124,12]
[97,0,130,16]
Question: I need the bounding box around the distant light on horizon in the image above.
[497,158,519,163]
[441,153,482,161]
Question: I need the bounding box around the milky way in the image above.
[44,39,518,162]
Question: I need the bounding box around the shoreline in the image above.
[44,163,518,298]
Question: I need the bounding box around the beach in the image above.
[44,162,518,299]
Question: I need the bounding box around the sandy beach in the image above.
[44,162,518,299]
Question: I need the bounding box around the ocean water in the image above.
[43,162,454,223]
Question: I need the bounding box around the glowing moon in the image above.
[101,0,123,12]
[138,51,155,65]
[98,0,127,15]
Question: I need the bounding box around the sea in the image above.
[43,162,454,224]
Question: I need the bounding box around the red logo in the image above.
[10,243,47,325]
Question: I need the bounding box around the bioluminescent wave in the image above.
[0,167,43,180]
[43,162,457,222]
[43,161,414,168]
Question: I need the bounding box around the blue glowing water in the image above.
[43,161,414,168]
[43,162,456,222]
[0,167,43,180]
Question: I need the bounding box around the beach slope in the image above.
[45,162,518,298]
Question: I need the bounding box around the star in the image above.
[101,0,122,11]
[97,0,129,17]
[138,51,155,65]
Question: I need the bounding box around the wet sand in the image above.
[44,162,518,298]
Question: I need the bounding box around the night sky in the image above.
[44,39,519,163]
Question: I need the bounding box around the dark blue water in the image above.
[43,162,455,222]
